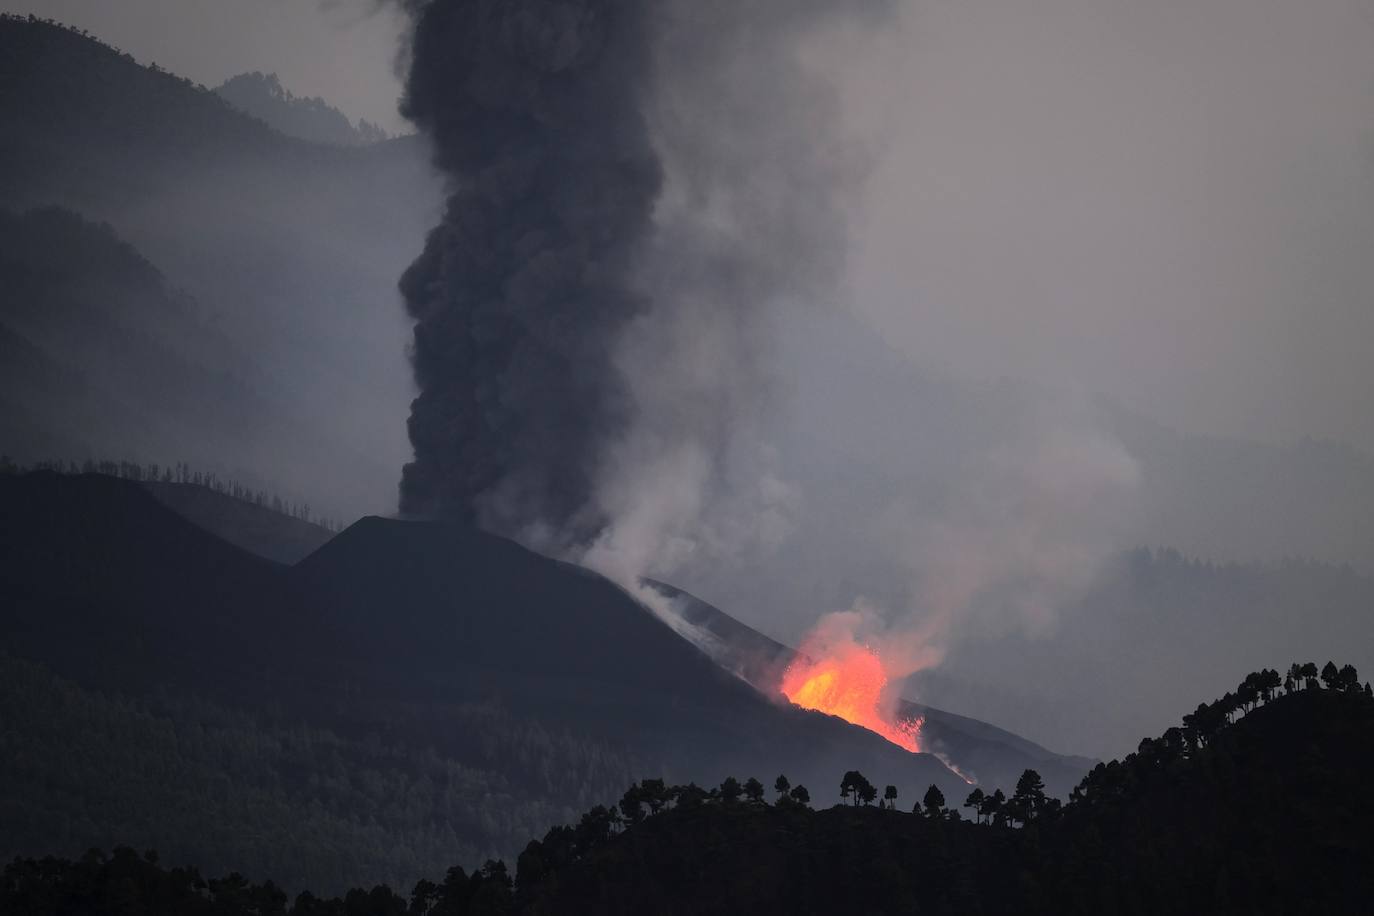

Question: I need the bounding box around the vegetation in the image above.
[3,662,1369,914]
[0,456,343,531]
[0,654,634,895]
[215,72,390,147]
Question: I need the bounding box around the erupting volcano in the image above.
[781,635,924,753]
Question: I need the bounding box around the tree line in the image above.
[3,661,1366,914]
[0,455,344,531]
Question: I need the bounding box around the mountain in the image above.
[908,547,1374,757]
[6,678,1370,915]
[215,72,389,147]
[0,14,439,519]
[142,480,336,565]
[646,580,1096,798]
[124,469,1095,798]
[0,471,967,892]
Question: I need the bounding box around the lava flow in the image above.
[781,639,923,753]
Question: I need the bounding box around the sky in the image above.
[11,0,1373,450]
[842,0,1374,452]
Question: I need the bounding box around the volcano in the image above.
[0,470,971,888]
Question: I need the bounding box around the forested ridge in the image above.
[0,653,634,895]
[4,666,1370,915]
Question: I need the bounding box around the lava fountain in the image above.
[780,630,923,753]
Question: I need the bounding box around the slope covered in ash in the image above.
[0,471,964,891]
[645,580,1095,797]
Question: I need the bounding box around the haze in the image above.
[7,0,1373,758]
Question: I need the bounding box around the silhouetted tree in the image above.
[1337,664,1360,692]
[774,774,790,799]
[789,784,811,807]
[1301,662,1320,689]
[922,784,945,818]
[982,789,1007,826]
[964,787,986,824]
[743,777,765,804]
[719,777,743,804]
[641,778,669,815]
[619,785,645,826]
[1011,770,1047,825]
[884,785,898,810]
[1322,661,1340,690]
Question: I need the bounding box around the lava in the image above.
[781,639,923,753]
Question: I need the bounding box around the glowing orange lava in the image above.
[781,642,923,753]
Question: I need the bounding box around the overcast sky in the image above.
[842,0,1374,452]
[12,0,1374,451]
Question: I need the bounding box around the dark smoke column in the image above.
[397,0,663,538]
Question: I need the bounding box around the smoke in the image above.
[394,0,891,568]
[391,1,1138,700]
[396,0,662,543]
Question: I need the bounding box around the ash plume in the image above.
[395,0,662,539]
[393,0,890,555]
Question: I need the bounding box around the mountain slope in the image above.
[142,481,336,565]
[215,72,389,146]
[6,679,1368,915]
[0,471,966,891]
[0,15,438,518]
[646,579,1095,797]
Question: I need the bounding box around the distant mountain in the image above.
[0,471,967,892]
[908,547,1374,757]
[0,206,379,516]
[0,14,439,518]
[215,72,389,147]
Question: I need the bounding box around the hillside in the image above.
[647,579,1096,797]
[520,684,1374,915]
[0,14,438,519]
[143,481,336,565]
[98,470,1092,796]
[4,678,1369,915]
[0,471,965,892]
[215,72,389,146]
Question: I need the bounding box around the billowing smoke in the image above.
[393,0,889,559]
[396,0,661,540]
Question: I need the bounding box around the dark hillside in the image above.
[286,516,966,801]
[6,684,1367,915]
[0,472,965,890]
[0,15,319,211]
[144,481,336,565]
[522,685,1374,916]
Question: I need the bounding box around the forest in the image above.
[4,663,1370,915]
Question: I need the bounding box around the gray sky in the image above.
[4,0,410,132]
[841,0,1374,451]
[14,0,1374,450]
